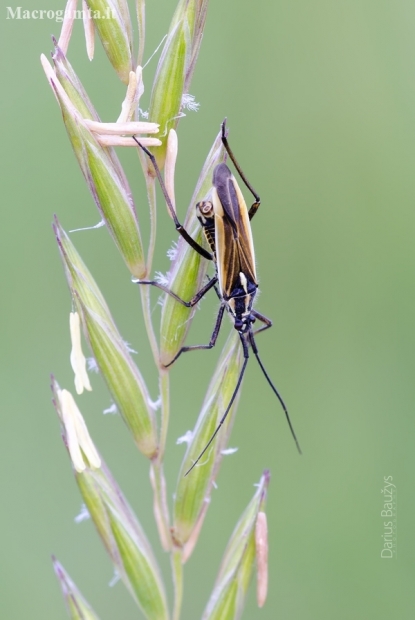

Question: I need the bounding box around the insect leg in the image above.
[133,137,213,261]
[220,119,261,220]
[185,333,250,476]
[251,309,273,336]
[248,330,302,455]
[164,303,225,368]
[136,274,218,308]
[212,279,222,300]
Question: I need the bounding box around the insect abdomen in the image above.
[196,201,216,256]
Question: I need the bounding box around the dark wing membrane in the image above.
[213,163,239,234]
[213,163,257,297]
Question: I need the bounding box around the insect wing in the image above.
[212,163,257,298]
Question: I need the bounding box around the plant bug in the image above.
[134,120,301,474]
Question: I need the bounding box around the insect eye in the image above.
[197,201,214,217]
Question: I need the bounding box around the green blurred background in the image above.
[1,0,414,617]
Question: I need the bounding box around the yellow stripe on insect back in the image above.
[232,174,257,279]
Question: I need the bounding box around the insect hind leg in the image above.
[251,309,273,336]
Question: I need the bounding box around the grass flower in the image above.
[52,380,168,620]
[173,333,243,554]
[86,0,134,83]
[44,1,275,618]
[202,471,270,620]
[148,0,210,168]
[55,219,158,458]
[53,557,100,620]
[53,382,101,472]
[255,511,269,608]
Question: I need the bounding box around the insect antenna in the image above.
[132,137,213,261]
[184,354,249,476]
[221,118,260,204]
[249,331,302,455]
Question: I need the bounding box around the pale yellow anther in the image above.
[42,56,156,148]
[85,120,160,135]
[42,54,157,150]
[85,119,161,148]
[58,389,101,472]
[164,129,178,217]
[255,511,268,607]
[70,311,92,394]
[58,0,78,55]
[117,71,138,123]
[82,0,95,61]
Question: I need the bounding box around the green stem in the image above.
[149,372,171,549]
[139,284,159,368]
[139,280,171,551]
[171,547,184,620]
[158,368,170,462]
[150,461,171,551]
[137,142,174,566]
[137,151,159,368]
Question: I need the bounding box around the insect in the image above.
[134,120,301,474]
